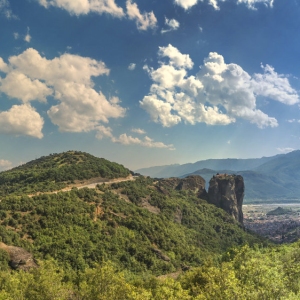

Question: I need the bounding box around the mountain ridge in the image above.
[136,151,300,202]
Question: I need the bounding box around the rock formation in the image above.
[158,175,208,199]
[157,174,244,224]
[0,242,38,271]
[207,174,244,224]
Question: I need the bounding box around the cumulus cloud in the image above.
[174,0,198,10]
[38,0,124,17]
[0,71,52,102]
[174,0,274,10]
[96,126,174,149]
[140,45,299,129]
[38,0,157,30]
[161,18,180,34]
[288,119,300,123]
[253,64,299,105]
[0,57,8,72]
[158,44,193,69]
[128,63,136,71]
[126,0,157,30]
[0,104,44,138]
[0,48,125,136]
[0,159,12,171]
[131,128,146,134]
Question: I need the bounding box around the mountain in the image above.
[188,169,296,202]
[1,152,300,299]
[0,151,263,276]
[137,151,300,202]
[135,156,277,178]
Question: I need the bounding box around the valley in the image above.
[244,203,300,243]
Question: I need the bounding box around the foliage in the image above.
[0,151,130,196]
[0,243,300,299]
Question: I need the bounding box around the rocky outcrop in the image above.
[157,174,244,224]
[158,175,208,199]
[0,242,38,271]
[208,174,244,224]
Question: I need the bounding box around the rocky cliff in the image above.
[157,174,244,224]
[158,175,208,199]
[207,174,244,224]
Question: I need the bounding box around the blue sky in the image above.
[0,0,300,170]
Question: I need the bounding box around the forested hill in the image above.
[1,152,300,299]
[0,151,130,196]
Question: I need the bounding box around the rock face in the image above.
[0,242,38,271]
[158,175,208,199]
[157,174,244,224]
[208,174,244,224]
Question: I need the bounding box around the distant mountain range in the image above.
[136,151,300,202]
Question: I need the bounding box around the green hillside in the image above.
[0,176,263,275]
[0,151,130,196]
[1,152,299,299]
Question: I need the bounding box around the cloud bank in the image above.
[96,126,174,150]
[0,48,125,138]
[140,44,299,128]
[38,0,157,30]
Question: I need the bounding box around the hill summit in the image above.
[0,151,130,196]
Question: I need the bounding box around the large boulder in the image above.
[208,174,244,224]
[0,242,38,271]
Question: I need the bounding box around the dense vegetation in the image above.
[0,176,262,275]
[0,151,130,196]
[0,243,300,299]
[0,151,299,299]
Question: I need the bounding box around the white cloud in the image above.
[277,147,295,154]
[13,32,19,39]
[131,128,146,134]
[95,125,114,139]
[38,0,124,17]
[126,0,157,30]
[253,64,299,105]
[174,0,274,10]
[0,104,44,138]
[198,52,278,128]
[0,159,12,171]
[0,71,52,102]
[96,126,174,150]
[128,63,136,71]
[0,57,8,72]
[0,48,125,135]
[158,44,193,69]
[237,0,274,9]
[174,0,198,10]
[115,134,175,149]
[0,0,17,19]
[140,45,298,129]
[288,119,300,123]
[24,27,31,43]
[38,0,157,30]
[161,18,180,34]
